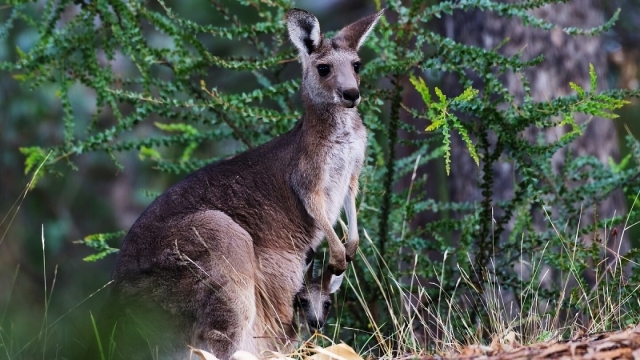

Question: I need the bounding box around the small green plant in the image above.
[408,75,480,175]
[74,231,125,262]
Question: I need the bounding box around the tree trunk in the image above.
[442,0,628,287]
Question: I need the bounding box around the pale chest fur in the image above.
[321,112,367,225]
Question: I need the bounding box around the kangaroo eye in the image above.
[317,64,331,77]
[353,62,361,74]
[323,301,331,309]
[299,299,309,308]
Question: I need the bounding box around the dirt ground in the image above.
[421,324,640,360]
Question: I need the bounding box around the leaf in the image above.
[188,347,218,360]
[425,118,446,132]
[75,231,124,262]
[569,82,585,98]
[608,154,631,173]
[452,118,479,167]
[231,351,261,360]
[434,86,446,105]
[454,86,479,102]
[19,146,47,174]
[15,45,26,59]
[589,63,597,93]
[442,126,452,175]
[83,249,119,262]
[410,81,480,176]
[180,142,199,163]
[154,122,199,135]
[409,74,431,106]
[19,146,49,189]
[138,146,162,161]
[310,343,363,360]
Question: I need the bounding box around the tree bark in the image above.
[442,0,628,284]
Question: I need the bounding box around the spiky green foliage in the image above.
[409,74,479,175]
[3,0,640,357]
[74,231,125,262]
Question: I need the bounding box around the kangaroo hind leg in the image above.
[183,210,258,360]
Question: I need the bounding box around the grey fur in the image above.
[294,257,344,335]
[108,8,383,360]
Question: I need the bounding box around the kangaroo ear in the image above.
[304,255,315,281]
[327,273,344,294]
[286,9,322,57]
[333,9,384,50]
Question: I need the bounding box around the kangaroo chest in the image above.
[321,114,367,224]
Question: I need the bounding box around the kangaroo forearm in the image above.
[344,195,358,240]
[343,183,360,262]
[300,193,348,274]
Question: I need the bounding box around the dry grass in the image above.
[305,198,640,360]
[0,233,637,360]
[2,158,639,359]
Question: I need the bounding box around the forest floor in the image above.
[418,324,640,360]
[191,325,640,360]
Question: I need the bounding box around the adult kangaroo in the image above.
[108,8,383,360]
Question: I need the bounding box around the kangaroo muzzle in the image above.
[306,315,326,331]
[339,88,361,108]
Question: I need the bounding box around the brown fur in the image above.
[109,8,383,360]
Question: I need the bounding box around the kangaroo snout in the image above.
[342,88,360,107]
[342,88,359,102]
[307,316,326,331]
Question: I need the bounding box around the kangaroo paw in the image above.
[345,238,359,262]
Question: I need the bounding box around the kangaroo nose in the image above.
[342,88,360,102]
[308,318,325,330]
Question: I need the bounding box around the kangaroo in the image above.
[107,8,383,360]
[294,256,344,337]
